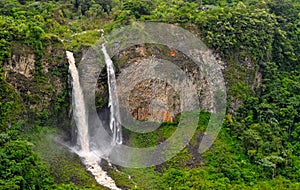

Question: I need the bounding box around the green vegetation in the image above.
[0,123,105,189]
[0,0,299,189]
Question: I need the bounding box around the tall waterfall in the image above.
[67,51,89,154]
[67,51,121,190]
[101,44,122,145]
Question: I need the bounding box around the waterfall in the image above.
[67,51,121,190]
[67,51,89,154]
[101,44,122,145]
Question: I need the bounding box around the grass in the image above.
[29,126,106,189]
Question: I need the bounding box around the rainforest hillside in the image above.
[0,0,299,189]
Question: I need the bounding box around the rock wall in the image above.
[128,79,179,123]
[4,54,35,78]
[95,44,217,123]
[2,43,69,126]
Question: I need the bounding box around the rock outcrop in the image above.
[128,79,179,123]
[2,43,69,126]
[4,54,35,78]
[95,44,219,123]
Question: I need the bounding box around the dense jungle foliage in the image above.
[0,0,299,189]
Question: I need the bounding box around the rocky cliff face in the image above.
[95,43,261,123]
[2,43,69,127]
[128,78,179,122]
[2,41,260,129]
[4,54,35,78]
[94,44,219,123]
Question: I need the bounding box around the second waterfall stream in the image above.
[66,48,121,190]
[101,44,123,145]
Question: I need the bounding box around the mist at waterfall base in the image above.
[67,45,122,155]
[66,49,121,190]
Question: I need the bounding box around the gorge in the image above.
[0,0,299,189]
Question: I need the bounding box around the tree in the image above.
[123,0,151,19]
[0,137,54,189]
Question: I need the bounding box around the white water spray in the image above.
[67,51,89,154]
[67,51,121,190]
[101,44,122,145]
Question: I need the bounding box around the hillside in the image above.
[0,0,299,189]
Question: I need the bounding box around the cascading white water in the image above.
[67,51,121,190]
[101,44,122,145]
[67,51,89,154]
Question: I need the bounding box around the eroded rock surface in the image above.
[111,44,213,122]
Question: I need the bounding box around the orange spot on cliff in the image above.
[170,50,176,57]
